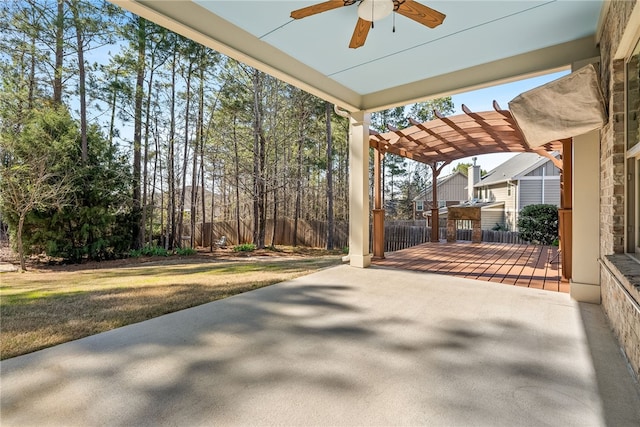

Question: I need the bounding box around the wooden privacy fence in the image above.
[191,219,349,249]
[184,218,521,251]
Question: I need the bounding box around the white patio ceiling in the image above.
[113,0,604,112]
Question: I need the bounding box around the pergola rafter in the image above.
[408,118,468,158]
[461,104,512,152]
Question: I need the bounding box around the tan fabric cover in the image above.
[508,64,606,148]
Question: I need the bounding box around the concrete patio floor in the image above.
[2,265,639,426]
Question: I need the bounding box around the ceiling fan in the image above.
[290,0,445,49]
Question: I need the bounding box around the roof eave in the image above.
[110,0,599,114]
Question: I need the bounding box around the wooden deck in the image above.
[374,241,568,293]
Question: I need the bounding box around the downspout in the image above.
[542,164,546,203]
[515,179,520,232]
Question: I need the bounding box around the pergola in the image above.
[368,102,572,279]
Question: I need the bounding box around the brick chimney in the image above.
[468,157,481,200]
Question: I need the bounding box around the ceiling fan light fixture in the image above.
[357,0,393,22]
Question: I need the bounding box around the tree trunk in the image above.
[251,70,266,249]
[177,60,193,248]
[139,46,158,247]
[53,0,64,104]
[132,16,146,249]
[270,133,278,248]
[70,1,88,163]
[17,213,26,272]
[166,47,177,250]
[293,99,304,246]
[191,58,204,248]
[209,162,215,251]
[108,70,119,152]
[200,141,206,248]
[233,115,241,244]
[151,116,160,247]
[325,102,334,250]
[28,30,36,111]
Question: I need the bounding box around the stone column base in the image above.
[472,221,482,243]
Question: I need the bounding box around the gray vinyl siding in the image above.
[423,173,467,202]
[543,180,561,205]
[520,180,543,206]
[518,178,561,209]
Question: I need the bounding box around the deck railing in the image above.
[183,219,521,251]
[382,224,523,252]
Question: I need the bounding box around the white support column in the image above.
[347,111,372,268]
[570,129,601,303]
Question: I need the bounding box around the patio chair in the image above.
[215,236,227,248]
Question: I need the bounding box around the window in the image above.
[626,38,640,254]
[415,200,424,212]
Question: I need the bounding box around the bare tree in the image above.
[0,158,70,271]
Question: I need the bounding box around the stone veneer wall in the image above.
[599,1,634,256]
[598,1,640,380]
[601,256,640,379]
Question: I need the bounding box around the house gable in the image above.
[414,171,468,204]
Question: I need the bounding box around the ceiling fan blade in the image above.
[291,1,351,20]
[396,0,445,29]
[349,17,371,49]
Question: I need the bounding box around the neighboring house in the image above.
[473,152,561,231]
[417,154,561,230]
[412,171,467,220]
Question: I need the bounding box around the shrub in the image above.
[175,247,197,256]
[129,245,169,258]
[233,243,256,252]
[517,204,558,245]
[492,223,508,231]
[3,106,135,263]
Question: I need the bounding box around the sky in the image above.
[444,69,570,174]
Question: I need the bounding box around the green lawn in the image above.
[0,253,341,359]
